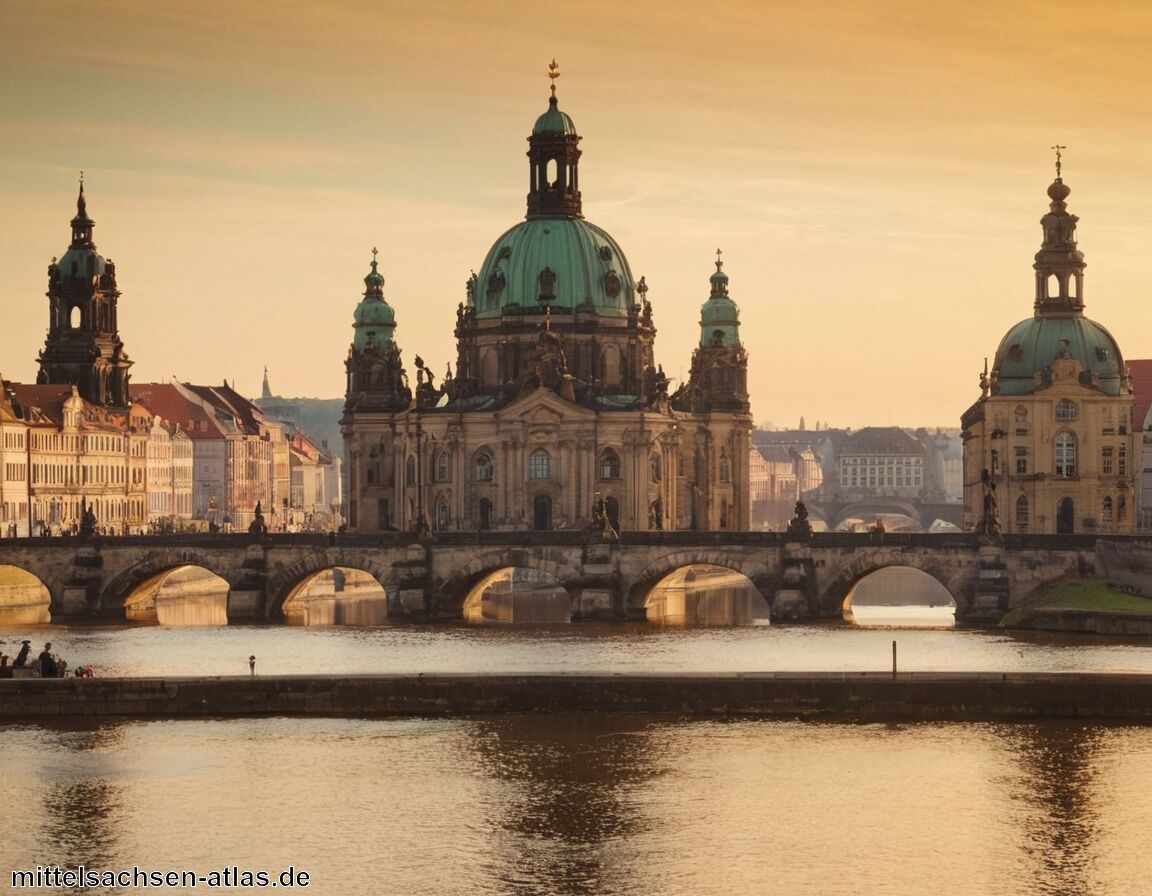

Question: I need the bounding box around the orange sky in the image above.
[2,0,1151,428]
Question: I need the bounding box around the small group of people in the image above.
[0,640,92,678]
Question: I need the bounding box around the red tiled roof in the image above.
[131,383,222,440]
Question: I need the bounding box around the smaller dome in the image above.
[354,298,394,328]
[699,257,741,348]
[533,96,577,135]
[352,254,396,349]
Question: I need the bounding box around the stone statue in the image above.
[786,501,813,539]
[249,501,268,536]
[79,500,98,539]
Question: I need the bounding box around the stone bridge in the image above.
[0,530,1120,626]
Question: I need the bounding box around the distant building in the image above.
[961,170,1136,534]
[836,427,925,499]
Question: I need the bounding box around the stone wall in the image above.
[3,673,1152,722]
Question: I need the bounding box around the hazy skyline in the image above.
[3,0,1151,429]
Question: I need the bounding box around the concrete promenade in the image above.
[2,673,1152,722]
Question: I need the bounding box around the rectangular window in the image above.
[1102,446,1114,476]
[1119,445,1127,476]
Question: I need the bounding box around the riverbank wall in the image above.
[1005,608,1152,637]
[3,673,1152,722]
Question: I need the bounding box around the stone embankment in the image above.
[2,673,1152,722]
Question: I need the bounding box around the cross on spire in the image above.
[715,247,723,272]
[1051,144,1067,179]
[548,59,560,98]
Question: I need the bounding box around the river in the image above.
[3,616,1152,894]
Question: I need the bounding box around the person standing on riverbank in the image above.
[39,643,57,678]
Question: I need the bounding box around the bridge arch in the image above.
[99,551,233,618]
[0,563,52,624]
[819,549,975,618]
[264,552,398,619]
[436,548,584,613]
[626,551,771,618]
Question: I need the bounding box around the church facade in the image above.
[342,78,752,534]
[961,165,1137,534]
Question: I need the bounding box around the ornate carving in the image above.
[603,270,621,298]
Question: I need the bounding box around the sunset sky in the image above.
[2,0,1151,429]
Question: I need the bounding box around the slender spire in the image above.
[261,366,272,399]
[70,174,94,248]
[1033,150,1084,314]
[548,59,560,100]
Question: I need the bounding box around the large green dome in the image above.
[992,314,1126,395]
[472,217,636,318]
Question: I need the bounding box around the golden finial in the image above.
[545,303,552,331]
[1051,144,1067,179]
[548,59,560,99]
[715,247,723,271]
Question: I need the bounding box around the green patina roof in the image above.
[472,217,636,318]
[56,246,106,279]
[699,265,741,347]
[533,96,577,135]
[992,314,1126,395]
[352,257,396,349]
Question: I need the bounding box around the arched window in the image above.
[1102,496,1114,526]
[599,449,620,480]
[529,449,550,480]
[1054,432,1076,477]
[474,452,493,482]
[601,345,621,386]
[405,455,416,486]
[719,452,731,483]
[1055,399,1078,421]
[650,453,662,482]
[435,499,450,532]
[990,449,1000,477]
[434,450,451,483]
[1048,273,1059,299]
[1015,495,1029,530]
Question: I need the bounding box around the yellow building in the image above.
[962,167,1136,534]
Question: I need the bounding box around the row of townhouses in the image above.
[0,377,341,537]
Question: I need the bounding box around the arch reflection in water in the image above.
[0,563,51,624]
[645,564,769,626]
[123,565,230,626]
[462,567,571,624]
[282,567,389,626]
[844,566,956,628]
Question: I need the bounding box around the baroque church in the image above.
[342,71,752,534]
[961,157,1137,534]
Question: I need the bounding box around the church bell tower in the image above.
[37,180,133,407]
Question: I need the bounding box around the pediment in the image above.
[504,386,596,422]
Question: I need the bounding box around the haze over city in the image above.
[3,0,1151,429]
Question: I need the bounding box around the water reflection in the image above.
[35,723,128,875]
[469,715,660,895]
[996,724,1105,896]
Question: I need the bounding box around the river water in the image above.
[4,616,1152,894]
